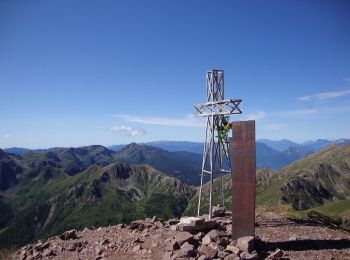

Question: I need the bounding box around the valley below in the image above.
[1,140,350,259]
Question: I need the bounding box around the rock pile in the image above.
[16,214,270,260]
[164,216,261,260]
[15,211,350,259]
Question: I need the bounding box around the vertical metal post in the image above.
[231,120,256,239]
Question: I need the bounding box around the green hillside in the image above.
[0,163,195,248]
[185,144,350,226]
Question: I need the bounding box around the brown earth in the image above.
[10,213,350,260]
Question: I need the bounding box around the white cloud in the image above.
[298,89,350,101]
[244,111,266,121]
[278,108,318,117]
[264,123,287,130]
[114,114,204,128]
[343,78,350,82]
[3,134,13,138]
[109,126,145,136]
[97,126,146,136]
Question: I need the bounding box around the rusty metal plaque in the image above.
[230,120,256,239]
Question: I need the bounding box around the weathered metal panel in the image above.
[230,120,256,239]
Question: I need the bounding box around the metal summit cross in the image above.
[194,69,242,219]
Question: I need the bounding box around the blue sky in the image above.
[1,0,350,148]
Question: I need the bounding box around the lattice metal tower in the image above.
[194,70,242,219]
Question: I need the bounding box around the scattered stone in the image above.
[167,218,180,225]
[180,217,205,226]
[130,220,153,231]
[163,251,173,260]
[42,248,52,257]
[226,245,242,255]
[132,244,142,252]
[155,221,164,228]
[198,244,218,259]
[116,223,125,229]
[237,236,255,253]
[194,232,204,241]
[132,237,142,244]
[19,251,27,260]
[151,215,162,223]
[95,247,102,255]
[175,231,194,245]
[175,242,197,258]
[240,251,259,260]
[288,234,298,241]
[35,241,50,251]
[212,205,226,217]
[202,230,219,245]
[218,236,230,247]
[198,255,211,260]
[218,250,230,258]
[224,254,241,260]
[68,242,80,251]
[101,238,110,246]
[59,229,78,240]
[267,248,283,259]
[208,241,219,250]
[166,239,180,251]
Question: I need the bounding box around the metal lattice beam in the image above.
[194,69,242,219]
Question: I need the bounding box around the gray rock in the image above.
[175,231,195,245]
[35,242,50,251]
[175,242,197,258]
[194,232,204,241]
[212,205,226,217]
[202,230,219,245]
[166,239,180,251]
[237,236,255,253]
[59,229,78,240]
[132,244,142,252]
[167,218,180,225]
[95,247,103,255]
[267,248,283,259]
[240,251,259,260]
[100,238,110,246]
[224,254,241,260]
[116,223,125,229]
[218,251,230,258]
[130,220,153,231]
[226,245,242,255]
[198,244,218,259]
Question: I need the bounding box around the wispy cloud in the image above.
[3,134,14,138]
[298,89,350,101]
[97,126,146,136]
[244,111,266,121]
[343,78,350,82]
[278,108,318,117]
[114,114,204,128]
[264,123,287,130]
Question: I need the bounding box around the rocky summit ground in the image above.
[10,211,350,260]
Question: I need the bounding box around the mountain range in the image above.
[1,141,350,249]
[5,138,350,170]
